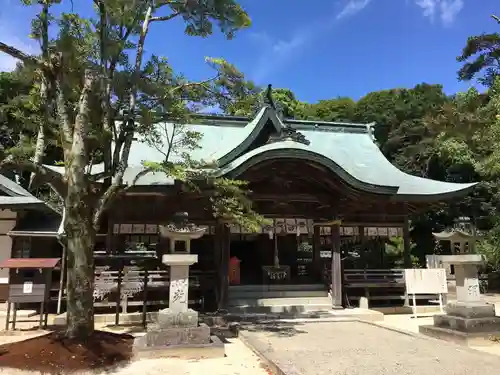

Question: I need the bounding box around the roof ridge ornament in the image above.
[366,122,376,141]
[267,126,311,146]
[263,84,310,146]
[263,84,285,121]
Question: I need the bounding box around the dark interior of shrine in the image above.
[229,233,321,285]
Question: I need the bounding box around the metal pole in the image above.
[56,241,67,315]
[56,207,66,315]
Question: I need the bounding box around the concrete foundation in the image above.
[419,325,500,346]
[133,308,225,359]
[133,334,225,360]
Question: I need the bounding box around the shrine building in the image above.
[1,101,477,315]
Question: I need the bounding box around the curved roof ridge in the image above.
[217,106,282,166]
[217,133,478,200]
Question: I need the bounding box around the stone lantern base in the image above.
[420,302,500,346]
[420,254,500,345]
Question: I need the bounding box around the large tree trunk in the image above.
[64,70,96,338]
[64,194,96,338]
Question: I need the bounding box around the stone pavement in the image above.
[240,320,500,375]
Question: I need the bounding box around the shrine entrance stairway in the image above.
[228,284,332,315]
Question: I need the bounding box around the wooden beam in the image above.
[342,221,404,227]
[330,222,343,309]
[403,214,412,268]
[252,193,328,203]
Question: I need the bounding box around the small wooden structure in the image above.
[0,258,60,330]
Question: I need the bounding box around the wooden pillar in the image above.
[358,226,365,242]
[215,222,231,311]
[358,225,365,261]
[313,224,321,282]
[403,215,412,268]
[106,215,114,252]
[330,221,343,309]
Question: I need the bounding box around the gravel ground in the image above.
[240,321,500,375]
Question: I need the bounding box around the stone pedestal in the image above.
[455,263,481,303]
[162,254,197,314]
[419,255,500,345]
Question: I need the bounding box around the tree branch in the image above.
[0,157,66,198]
[150,12,180,22]
[93,5,156,228]
[30,1,52,189]
[0,42,41,66]
[169,75,218,94]
[53,54,74,152]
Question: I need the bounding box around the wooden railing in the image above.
[343,268,434,306]
[344,269,405,287]
[50,267,216,325]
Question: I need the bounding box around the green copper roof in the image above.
[218,127,478,199]
[0,174,47,209]
[44,106,477,199]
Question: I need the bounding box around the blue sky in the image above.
[0,0,497,103]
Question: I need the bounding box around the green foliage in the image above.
[0,0,258,337]
[385,236,420,268]
[457,15,500,86]
[141,123,269,232]
[210,178,270,232]
[303,97,356,122]
[166,0,251,39]
[476,218,500,271]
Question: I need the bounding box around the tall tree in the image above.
[303,97,356,122]
[0,0,257,338]
[457,15,500,87]
[352,84,448,174]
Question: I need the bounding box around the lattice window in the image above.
[13,237,31,258]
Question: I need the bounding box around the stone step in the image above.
[228,304,333,314]
[229,296,332,307]
[229,289,328,299]
[228,296,333,314]
[229,284,325,292]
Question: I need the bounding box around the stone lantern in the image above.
[158,212,206,314]
[432,217,476,255]
[420,218,500,344]
[134,212,224,358]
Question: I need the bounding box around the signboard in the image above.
[404,268,448,318]
[320,250,332,258]
[296,219,309,234]
[23,281,33,294]
[275,219,286,234]
[404,268,448,295]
